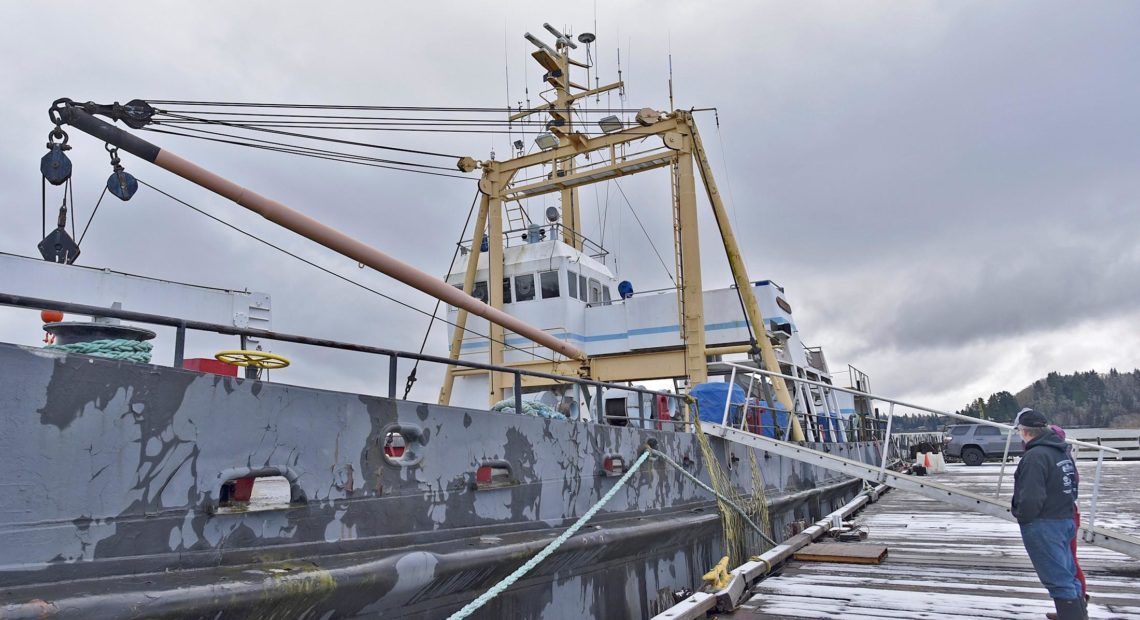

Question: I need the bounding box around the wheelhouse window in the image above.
[588,278,602,303]
[567,271,578,299]
[515,273,536,301]
[602,286,611,303]
[472,281,488,303]
[503,277,512,303]
[540,270,560,299]
[578,275,588,301]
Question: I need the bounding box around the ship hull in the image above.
[0,343,879,618]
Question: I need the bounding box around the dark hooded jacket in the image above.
[1011,431,1078,524]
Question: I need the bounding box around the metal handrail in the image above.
[0,292,691,427]
[720,361,1119,538]
[723,362,1119,454]
[458,223,609,262]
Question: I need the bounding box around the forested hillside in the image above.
[953,369,1140,428]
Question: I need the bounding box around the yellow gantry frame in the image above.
[436,46,805,441]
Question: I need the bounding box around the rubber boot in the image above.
[1050,598,1088,620]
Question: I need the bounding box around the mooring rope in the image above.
[46,339,153,363]
[448,442,780,619]
[447,450,652,620]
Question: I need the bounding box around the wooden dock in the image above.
[729,461,1140,619]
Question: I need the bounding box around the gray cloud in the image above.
[2,2,1140,411]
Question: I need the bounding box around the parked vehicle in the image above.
[943,423,1024,466]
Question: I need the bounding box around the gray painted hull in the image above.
[0,343,880,618]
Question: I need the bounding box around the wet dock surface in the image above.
[732,461,1140,619]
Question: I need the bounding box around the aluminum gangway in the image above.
[704,363,1140,561]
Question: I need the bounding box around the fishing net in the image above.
[690,406,773,568]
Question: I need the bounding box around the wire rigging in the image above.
[154,110,465,160]
[148,100,636,113]
[612,179,676,287]
[144,122,462,172]
[711,110,743,235]
[402,189,480,399]
[142,127,474,181]
[78,186,108,245]
[137,99,644,187]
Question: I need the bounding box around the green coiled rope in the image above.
[46,339,153,363]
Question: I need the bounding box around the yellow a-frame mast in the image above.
[437,26,805,441]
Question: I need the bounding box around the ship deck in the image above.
[729,461,1140,619]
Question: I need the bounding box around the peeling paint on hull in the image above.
[0,343,879,618]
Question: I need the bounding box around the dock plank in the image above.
[793,543,888,565]
[727,461,1140,619]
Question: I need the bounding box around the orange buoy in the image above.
[40,310,64,323]
[924,452,933,469]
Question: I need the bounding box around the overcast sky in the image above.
[1,1,1138,413]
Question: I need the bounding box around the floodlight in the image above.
[598,115,623,134]
[535,132,559,150]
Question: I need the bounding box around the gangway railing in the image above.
[710,362,1138,560]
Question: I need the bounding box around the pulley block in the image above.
[107,169,138,201]
[38,227,80,264]
[40,130,73,186]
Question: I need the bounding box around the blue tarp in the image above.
[753,400,790,438]
[818,412,847,443]
[691,382,746,423]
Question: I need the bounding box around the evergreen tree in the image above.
[963,369,1140,429]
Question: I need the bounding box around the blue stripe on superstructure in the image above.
[458,318,770,350]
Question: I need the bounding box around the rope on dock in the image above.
[46,339,152,363]
[446,450,652,620]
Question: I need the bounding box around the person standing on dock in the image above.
[1012,409,1086,620]
[1049,424,1088,605]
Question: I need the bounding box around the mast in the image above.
[514,25,609,250]
[435,26,802,430]
[442,29,804,437]
[442,26,628,405]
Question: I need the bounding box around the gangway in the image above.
[705,363,1140,561]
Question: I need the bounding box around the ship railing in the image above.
[718,361,1122,539]
[732,398,848,444]
[457,223,609,262]
[715,364,852,444]
[0,292,693,432]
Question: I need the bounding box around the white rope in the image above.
[447,450,651,620]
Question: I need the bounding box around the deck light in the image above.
[598,115,623,134]
[535,132,559,150]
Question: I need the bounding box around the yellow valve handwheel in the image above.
[215,350,291,370]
